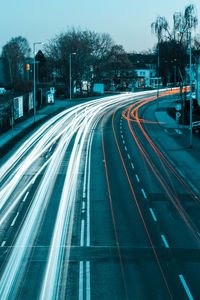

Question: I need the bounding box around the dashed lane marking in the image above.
[179,274,194,300]
[161,234,169,248]
[135,174,140,182]
[141,188,147,199]
[149,208,157,221]
[11,212,19,227]
[23,191,29,202]
[80,220,85,247]
[1,241,6,247]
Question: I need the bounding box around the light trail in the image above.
[0,92,141,299]
[124,97,200,242]
[0,89,178,299]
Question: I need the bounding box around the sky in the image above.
[0,0,200,53]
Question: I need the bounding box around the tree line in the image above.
[1,29,132,95]
[1,4,200,94]
[151,4,199,86]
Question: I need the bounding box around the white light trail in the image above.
[0,90,166,299]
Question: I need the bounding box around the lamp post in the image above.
[33,42,44,124]
[177,30,192,147]
[69,53,76,100]
[153,49,159,98]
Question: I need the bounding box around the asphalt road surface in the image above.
[0,89,199,300]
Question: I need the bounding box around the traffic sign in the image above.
[176,103,182,111]
[176,112,181,118]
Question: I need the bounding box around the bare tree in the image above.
[1,36,30,88]
[151,16,171,42]
[45,28,114,95]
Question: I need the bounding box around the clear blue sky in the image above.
[0,0,199,53]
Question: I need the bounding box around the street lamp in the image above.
[153,49,160,98]
[69,52,76,100]
[33,42,44,125]
[177,30,192,147]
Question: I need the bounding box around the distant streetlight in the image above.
[33,42,44,125]
[177,30,192,147]
[69,53,76,100]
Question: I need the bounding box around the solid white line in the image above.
[149,208,157,221]
[11,212,19,227]
[179,274,194,300]
[127,154,131,160]
[131,163,135,170]
[161,234,169,248]
[80,220,85,247]
[23,191,29,202]
[86,261,91,300]
[124,146,127,151]
[79,261,84,300]
[1,241,6,247]
[135,174,140,182]
[141,188,147,199]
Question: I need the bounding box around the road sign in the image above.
[176,112,181,118]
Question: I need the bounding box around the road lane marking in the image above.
[79,261,84,300]
[161,234,169,248]
[141,188,147,199]
[1,241,6,247]
[11,212,19,227]
[31,177,36,184]
[131,163,135,170]
[80,220,85,247]
[135,174,140,182]
[149,208,157,221]
[82,201,86,210]
[122,140,125,144]
[179,275,194,300]
[127,154,130,160]
[124,146,127,151]
[121,135,123,138]
[23,191,29,202]
[86,261,91,300]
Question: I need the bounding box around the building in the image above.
[128,53,162,89]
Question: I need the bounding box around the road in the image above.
[0,90,199,299]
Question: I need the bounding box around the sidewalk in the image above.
[153,99,200,196]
